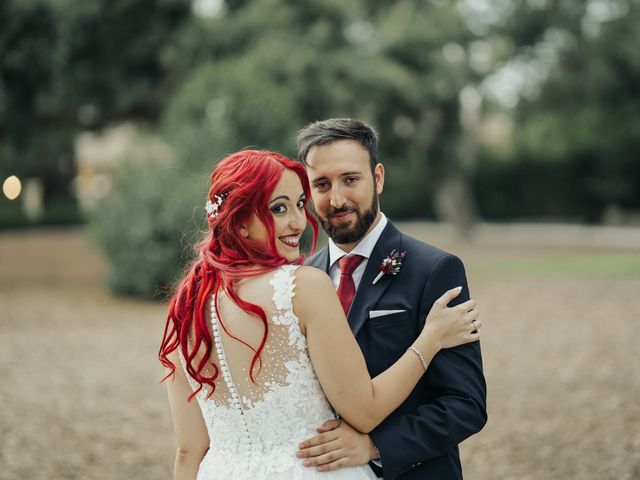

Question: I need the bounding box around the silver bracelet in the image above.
[408,346,428,371]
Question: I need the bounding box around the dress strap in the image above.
[269,265,298,313]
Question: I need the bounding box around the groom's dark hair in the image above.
[296,118,379,173]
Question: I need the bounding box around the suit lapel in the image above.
[348,222,403,337]
[305,248,330,273]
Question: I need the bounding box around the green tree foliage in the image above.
[162,60,300,170]
[0,0,192,224]
[169,0,485,224]
[52,0,192,125]
[475,0,640,221]
[515,2,640,220]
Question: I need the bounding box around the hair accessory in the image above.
[205,192,227,219]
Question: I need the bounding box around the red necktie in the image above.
[336,255,365,315]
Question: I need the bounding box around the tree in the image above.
[0,0,192,226]
[171,0,486,233]
[475,0,640,221]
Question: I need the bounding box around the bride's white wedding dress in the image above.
[181,265,377,480]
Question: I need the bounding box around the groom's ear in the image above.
[374,163,385,195]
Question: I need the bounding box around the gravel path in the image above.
[1,227,638,479]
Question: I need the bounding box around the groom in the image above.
[296,118,487,479]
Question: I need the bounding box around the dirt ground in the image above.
[1,227,639,480]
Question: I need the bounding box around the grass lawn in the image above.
[468,252,640,278]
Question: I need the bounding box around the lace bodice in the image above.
[180,266,376,480]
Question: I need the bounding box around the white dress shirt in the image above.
[328,213,388,290]
[328,213,388,467]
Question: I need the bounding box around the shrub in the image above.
[89,153,203,298]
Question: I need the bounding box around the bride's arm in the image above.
[165,351,209,480]
[294,266,478,434]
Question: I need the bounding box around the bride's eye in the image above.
[270,204,287,214]
[296,199,305,209]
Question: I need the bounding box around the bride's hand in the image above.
[418,287,481,350]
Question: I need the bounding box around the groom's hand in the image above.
[296,419,378,472]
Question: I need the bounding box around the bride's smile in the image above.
[279,234,301,248]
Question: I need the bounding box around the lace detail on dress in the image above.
[270,264,296,313]
[177,265,377,480]
[270,265,306,350]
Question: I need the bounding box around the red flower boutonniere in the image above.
[372,249,407,285]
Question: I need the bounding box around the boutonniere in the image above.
[372,249,407,285]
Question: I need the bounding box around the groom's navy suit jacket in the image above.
[306,221,487,479]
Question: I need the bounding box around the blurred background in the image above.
[1,0,639,479]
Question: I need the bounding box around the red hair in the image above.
[158,150,318,399]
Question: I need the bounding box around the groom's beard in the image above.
[319,191,379,245]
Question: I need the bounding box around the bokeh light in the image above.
[3,175,22,200]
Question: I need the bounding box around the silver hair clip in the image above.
[205,193,227,219]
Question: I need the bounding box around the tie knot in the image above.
[338,255,365,276]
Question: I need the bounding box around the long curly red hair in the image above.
[158,150,318,399]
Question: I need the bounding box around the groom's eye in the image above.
[314,182,329,191]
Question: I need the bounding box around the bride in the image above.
[159,150,481,480]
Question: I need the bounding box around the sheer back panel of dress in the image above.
[203,268,302,409]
